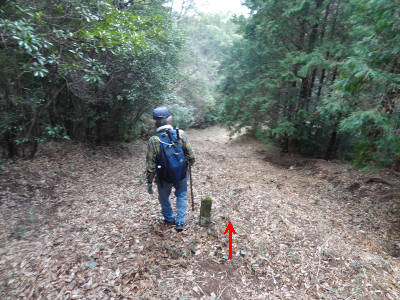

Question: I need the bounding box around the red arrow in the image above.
[224,221,236,259]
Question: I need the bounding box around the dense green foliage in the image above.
[175,13,239,127]
[2,0,398,169]
[219,0,400,169]
[0,0,182,157]
[336,0,400,168]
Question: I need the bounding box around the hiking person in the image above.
[146,107,195,232]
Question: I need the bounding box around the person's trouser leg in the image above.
[174,177,188,224]
[156,180,175,223]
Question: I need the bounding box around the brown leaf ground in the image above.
[1,126,399,299]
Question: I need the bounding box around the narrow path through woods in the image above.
[1,127,399,299]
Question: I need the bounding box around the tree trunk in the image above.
[317,67,326,102]
[281,134,289,153]
[325,131,337,159]
[298,0,324,112]
[6,132,17,158]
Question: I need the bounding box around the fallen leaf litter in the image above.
[0,127,399,299]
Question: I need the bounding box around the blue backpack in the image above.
[156,129,188,183]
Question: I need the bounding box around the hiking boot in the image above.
[175,223,184,232]
[164,219,176,225]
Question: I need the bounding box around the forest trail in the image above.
[1,127,400,299]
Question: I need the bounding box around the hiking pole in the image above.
[189,164,194,211]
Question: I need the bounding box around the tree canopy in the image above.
[173,12,239,128]
[0,0,182,157]
[219,0,400,169]
[1,0,399,170]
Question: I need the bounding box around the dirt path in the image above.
[1,127,399,299]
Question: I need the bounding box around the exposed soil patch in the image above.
[1,127,399,299]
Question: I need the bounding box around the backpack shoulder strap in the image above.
[176,128,186,144]
[155,132,174,146]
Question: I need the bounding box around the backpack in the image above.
[155,129,188,183]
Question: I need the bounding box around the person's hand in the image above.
[148,184,153,195]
